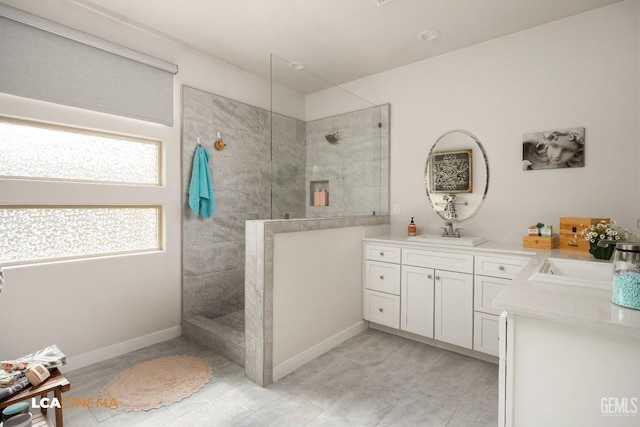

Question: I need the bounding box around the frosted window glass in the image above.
[0,119,160,184]
[0,207,160,264]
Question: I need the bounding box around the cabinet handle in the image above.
[379,275,384,280]
[428,274,433,279]
[435,276,440,280]
[379,252,384,256]
[498,266,505,271]
[378,307,384,313]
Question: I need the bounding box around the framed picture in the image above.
[430,149,473,193]
[522,127,585,171]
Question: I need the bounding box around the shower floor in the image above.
[182,309,245,367]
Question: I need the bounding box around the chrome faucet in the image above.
[441,221,463,238]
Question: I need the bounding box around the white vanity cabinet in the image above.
[364,239,533,359]
[363,245,401,329]
[473,255,530,356]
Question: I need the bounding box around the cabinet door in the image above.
[401,265,434,338]
[473,312,499,357]
[434,270,474,349]
[364,289,400,329]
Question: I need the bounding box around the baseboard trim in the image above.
[63,326,182,372]
[370,323,498,364]
[273,320,368,382]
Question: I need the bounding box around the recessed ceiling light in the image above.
[288,61,306,71]
[417,30,441,42]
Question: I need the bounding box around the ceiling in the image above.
[68,0,623,94]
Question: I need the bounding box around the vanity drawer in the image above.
[474,255,530,279]
[402,248,473,274]
[365,244,401,264]
[365,260,401,295]
[364,289,400,329]
[474,276,511,315]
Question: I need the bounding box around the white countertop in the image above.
[364,234,536,257]
[364,234,640,338]
[495,252,640,339]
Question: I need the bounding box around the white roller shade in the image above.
[0,3,178,125]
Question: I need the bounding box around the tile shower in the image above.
[181,85,388,369]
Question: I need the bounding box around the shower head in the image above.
[325,131,339,144]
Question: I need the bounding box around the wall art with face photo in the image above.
[522,127,585,171]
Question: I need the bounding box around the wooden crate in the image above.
[559,217,609,252]
[523,235,559,249]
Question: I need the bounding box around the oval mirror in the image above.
[424,129,489,222]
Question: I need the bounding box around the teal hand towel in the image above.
[188,146,216,218]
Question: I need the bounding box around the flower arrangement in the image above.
[579,220,630,260]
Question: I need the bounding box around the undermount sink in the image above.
[407,234,487,247]
[529,257,612,289]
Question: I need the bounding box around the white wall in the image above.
[272,227,366,379]
[0,0,276,367]
[309,0,640,242]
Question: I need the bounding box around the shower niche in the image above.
[310,180,329,207]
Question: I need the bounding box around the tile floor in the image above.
[54,328,498,426]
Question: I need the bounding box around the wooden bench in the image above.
[0,368,70,427]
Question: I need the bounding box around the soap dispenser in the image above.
[408,217,417,236]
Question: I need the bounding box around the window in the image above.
[0,117,163,265]
[0,207,160,264]
[0,118,160,185]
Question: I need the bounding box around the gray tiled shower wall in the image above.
[182,86,306,318]
[271,112,307,220]
[306,106,390,218]
[183,86,269,319]
[182,85,389,319]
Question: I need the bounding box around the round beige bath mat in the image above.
[100,355,212,412]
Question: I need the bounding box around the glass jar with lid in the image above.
[612,242,640,310]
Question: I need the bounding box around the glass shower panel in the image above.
[270,53,389,219]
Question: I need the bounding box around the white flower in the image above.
[581,219,633,246]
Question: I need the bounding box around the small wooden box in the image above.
[559,217,609,252]
[523,235,559,249]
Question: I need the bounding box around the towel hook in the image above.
[214,132,226,151]
[196,137,202,147]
